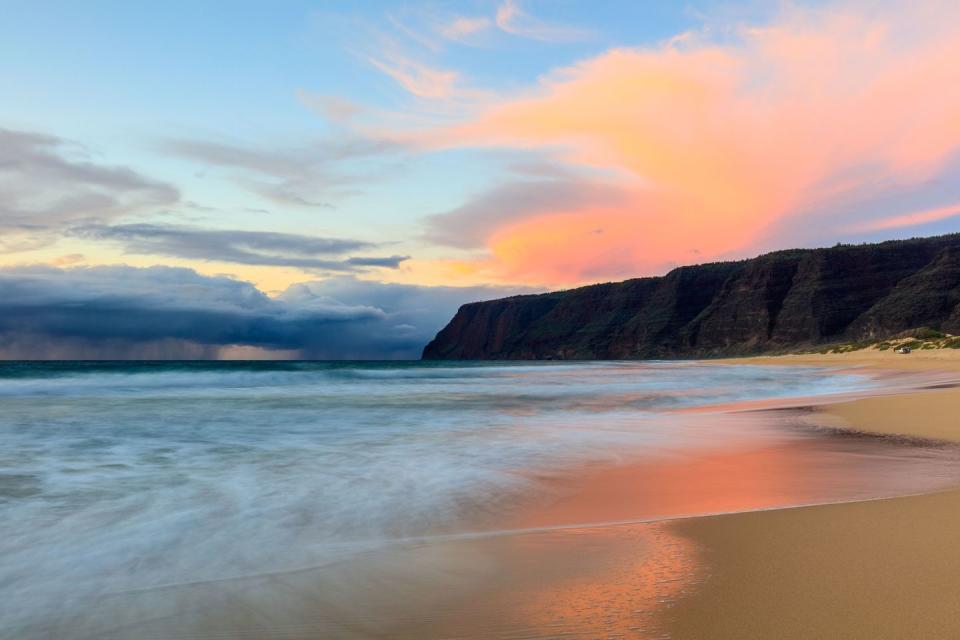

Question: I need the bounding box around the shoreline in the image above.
[45,355,959,639]
[661,349,960,638]
[384,356,960,639]
[414,351,960,639]
[390,353,960,640]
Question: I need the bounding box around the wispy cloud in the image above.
[439,16,493,43]
[394,2,590,47]
[72,223,409,272]
[366,52,462,99]
[494,0,594,43]
[356,3,587,103]
[162,135,402,208]
[385,12,446,52]
[296,91,365,123]
[855,201,960,233]
[0,127,178,252]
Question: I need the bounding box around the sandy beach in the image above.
[382,351,960,640]
[378,352,960,639]
[663,349,960,638]
[409,350,960,639]
[11,356,958,640]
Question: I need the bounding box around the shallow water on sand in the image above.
[1,360,958,639]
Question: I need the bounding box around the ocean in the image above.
[1,360,957,638]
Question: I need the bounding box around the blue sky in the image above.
[0,1,709,261]
[1,0,959,357]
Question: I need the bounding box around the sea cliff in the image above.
[422,234,960,359]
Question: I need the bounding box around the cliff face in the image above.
[422,234,960,360]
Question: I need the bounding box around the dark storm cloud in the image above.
[0,266,533,359]
[0,128,179,251]
[72,223,408,271]
[277,276,537,359]
[0,265,383,348]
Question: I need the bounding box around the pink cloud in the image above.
[439,16,492,42]
[857,201,960,232]
[366,52,462,99]
[495,0,594,43]
[398,1,960,285]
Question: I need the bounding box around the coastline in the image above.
[662,349,960,638]
[31,355,958,639]
[382,353,960,639]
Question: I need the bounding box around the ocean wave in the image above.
[0,360,884,637]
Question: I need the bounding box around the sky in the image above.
[2,0,960,358]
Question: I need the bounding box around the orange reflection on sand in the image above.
[510,523,701,639]
[412,521,702,639]
[419,442,818,638]
[518,442,810,531]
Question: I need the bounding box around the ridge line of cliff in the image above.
[422,234,960,360]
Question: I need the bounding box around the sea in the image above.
[1,360,958,639]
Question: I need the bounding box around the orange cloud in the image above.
[407,1,960,285]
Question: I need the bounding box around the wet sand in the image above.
[392,382,960,639]
[407,352,960,639]
[381,430,958,638]
[88,411,960,640]
[664,350,960,639]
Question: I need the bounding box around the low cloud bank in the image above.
[0,266,531,359]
